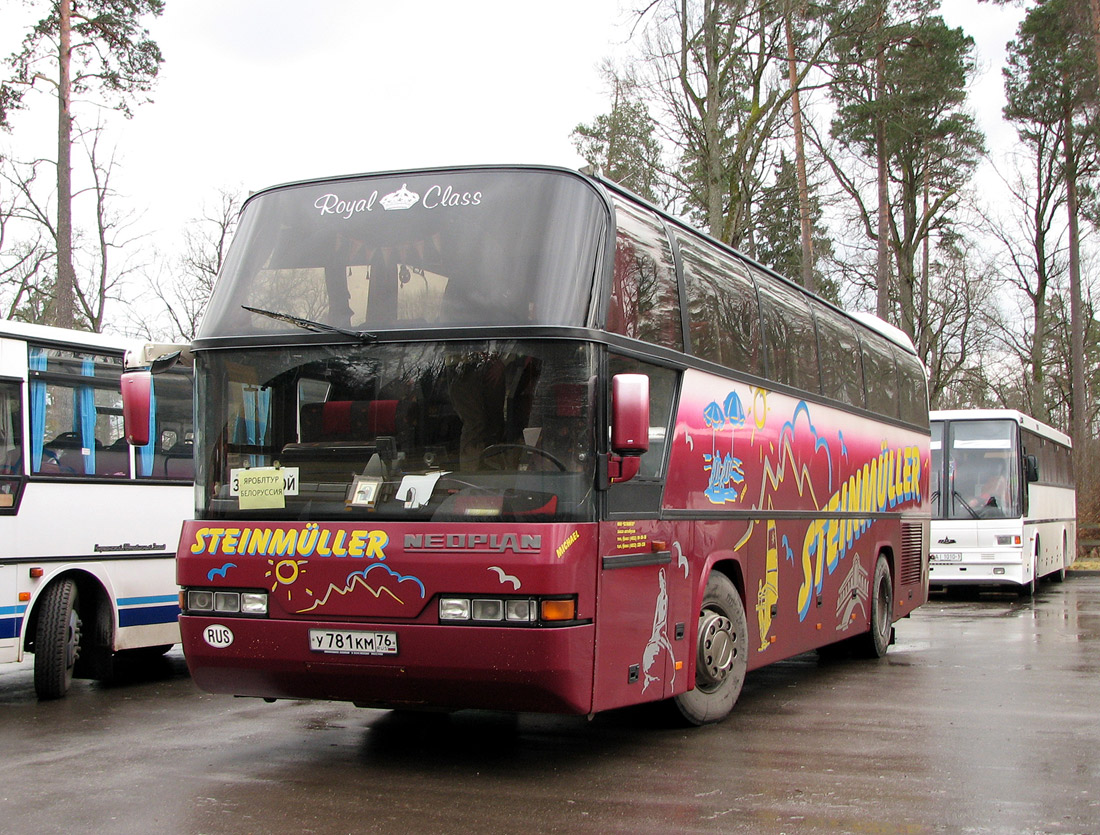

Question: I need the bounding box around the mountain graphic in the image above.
[296,569,405,613]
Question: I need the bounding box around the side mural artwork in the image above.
[665,369,928,664]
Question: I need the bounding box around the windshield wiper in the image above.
[242,305,377,343]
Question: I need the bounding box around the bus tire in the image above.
[855,555,893,659]
[673,571,747,726]
[33,579,82,700]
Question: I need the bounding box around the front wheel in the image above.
[854,555,893,659]
[33,578,82,700]
[673,572,748,725]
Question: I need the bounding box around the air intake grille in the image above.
[900,523,924,585]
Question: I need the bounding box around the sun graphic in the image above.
[265,558,312,603]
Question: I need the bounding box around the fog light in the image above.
[439,598,470,620]
[214,591,240,613]
[240,592,268,615]
[505,599,536,622]
[993,567,1005,575]
[187,590,214,611]
[472,599,504,621]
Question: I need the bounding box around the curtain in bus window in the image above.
[678,234,764,376]
[608,199,683,351]
[29,347,46,472]
[755,273,821,393]
[75,356,96,475]
[239,386,271,467]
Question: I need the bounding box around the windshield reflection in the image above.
[198,340,597,522]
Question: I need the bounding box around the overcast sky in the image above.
[3,0,1026,279]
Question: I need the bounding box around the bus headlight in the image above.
[187,590,214,611]
[240,592,268,615]
[438,595,573,625]
[184,588,268,616]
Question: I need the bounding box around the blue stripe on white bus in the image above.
[0,599,177,637]
[118,603,181,628]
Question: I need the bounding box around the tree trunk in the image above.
[874,10,890,321]
[785,11,815,294]
[1063,106,1086,448]
[1089,0,1100,86]
[54,0,75,329]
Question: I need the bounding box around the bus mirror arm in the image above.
[121,370,153,446]
[599,453,642,488]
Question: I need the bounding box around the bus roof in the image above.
[930,409,1072,448]
[0,318,133,353]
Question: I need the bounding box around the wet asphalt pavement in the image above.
[2,574,1098,835]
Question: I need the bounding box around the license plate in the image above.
[932,552,962,563]
[308,629,397,656]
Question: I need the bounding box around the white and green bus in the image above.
[929,409,1076,595]
[0,320,193,698]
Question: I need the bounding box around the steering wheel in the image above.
[478,443,566,472]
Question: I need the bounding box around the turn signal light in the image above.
[541,599,576,621]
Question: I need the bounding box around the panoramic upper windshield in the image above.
[196,340,597,522]
[197,169,608,340]
[932,419,1021,520]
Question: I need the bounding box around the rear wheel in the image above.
[854,555,893,658]
[673,572,748,725]
[33,579,82,700]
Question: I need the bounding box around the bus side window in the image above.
[607,356,678,514]
[29,347,131,478]
[814,304,865,409]
[860,333,899,419]
[678,234,764,377]
[608,199,683,352]
[0,380,23,510]
[895,348,929,427]
[755,271,821,393]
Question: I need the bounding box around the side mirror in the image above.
[121,370,152,446]
[611,373,650,455]
[1024,454,1039,484]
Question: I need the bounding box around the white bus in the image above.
[929,409,1076,595]
[0,320,193,698]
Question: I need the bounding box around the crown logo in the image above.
[380,184,420,211]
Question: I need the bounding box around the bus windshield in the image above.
[934,419,1021,520]
[197,170,607,340]
[197,340,597,522]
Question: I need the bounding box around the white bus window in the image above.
[0,381,23,509]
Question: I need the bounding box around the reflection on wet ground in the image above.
[2,575,1098,834]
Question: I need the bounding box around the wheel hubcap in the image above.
[697,609,736,688]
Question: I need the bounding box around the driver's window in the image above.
[607,355,678,514]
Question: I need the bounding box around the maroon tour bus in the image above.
[125,165,930,724]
